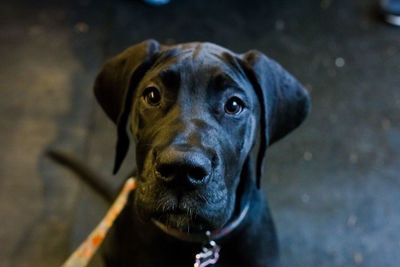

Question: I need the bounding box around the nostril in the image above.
[186,154,211,184]
[188,166,208,182]
[156,164,175,181]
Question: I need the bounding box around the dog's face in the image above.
[94,40,310,233]
[131,45,260,231]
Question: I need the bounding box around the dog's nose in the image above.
[155,148,211,185]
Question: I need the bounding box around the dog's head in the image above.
[94,40,310,233]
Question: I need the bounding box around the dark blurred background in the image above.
[1,0,399,266]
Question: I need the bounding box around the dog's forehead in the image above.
[170,42,233,59]
[150,42,247,86]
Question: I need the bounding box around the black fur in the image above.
[87,40,309,266]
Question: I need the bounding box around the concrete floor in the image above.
[1,0,399,266]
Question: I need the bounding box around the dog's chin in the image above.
[133,199,219,234]
[153,210,213,233]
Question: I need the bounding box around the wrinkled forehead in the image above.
[161,42,234,65]
[146,42,249,87]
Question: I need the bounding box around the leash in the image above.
[61,177,250,267]
[62,178,136,267]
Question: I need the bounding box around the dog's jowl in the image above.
[92,40,310,267]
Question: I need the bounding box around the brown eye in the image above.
[224,97,244,115]
[143,87,161,106]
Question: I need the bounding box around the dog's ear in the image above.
[239,50,311,187]
[94,39,160,174]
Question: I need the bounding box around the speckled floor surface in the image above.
[1,0,399,266]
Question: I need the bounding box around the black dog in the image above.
[73,40,309,267]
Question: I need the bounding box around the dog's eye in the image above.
[143,87,161,106]
[224,97,244,115]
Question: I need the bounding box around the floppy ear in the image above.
[93,39,160,174]
[240,50,311,187]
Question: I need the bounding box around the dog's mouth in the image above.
[134,160,233,238]
[134,171,227,234]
